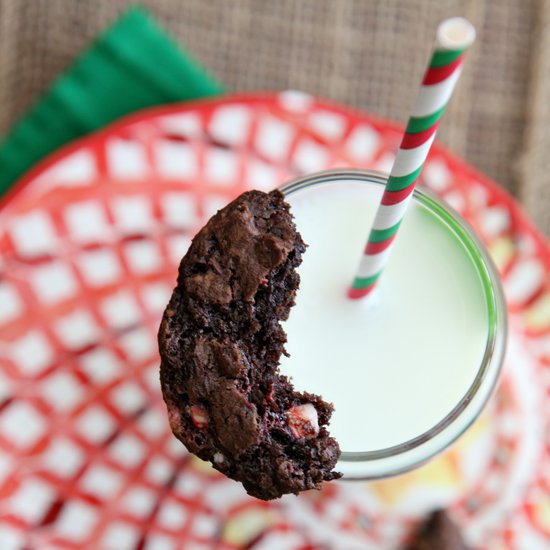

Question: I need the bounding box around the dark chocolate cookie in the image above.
[159,190,341,500]
[405,510,469,550]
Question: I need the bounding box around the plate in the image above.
[1,91,549,549]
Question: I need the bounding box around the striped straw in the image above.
[349,17,476,299]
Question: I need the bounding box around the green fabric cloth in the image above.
[0,7,225,195]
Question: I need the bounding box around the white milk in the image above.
[280,178,489,456]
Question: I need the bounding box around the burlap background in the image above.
[1,0,547,233]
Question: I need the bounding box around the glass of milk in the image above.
[279,169,507,479]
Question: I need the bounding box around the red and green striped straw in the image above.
[349,17,476,299]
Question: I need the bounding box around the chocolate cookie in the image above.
[159,190,341,500]
[405,510,469,550]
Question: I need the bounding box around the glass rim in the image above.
[279,168,508,465]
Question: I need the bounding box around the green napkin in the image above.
[0,8,225,196]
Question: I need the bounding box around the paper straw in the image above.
[349,17,476,299]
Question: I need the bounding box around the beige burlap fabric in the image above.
[0,0,546,233]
